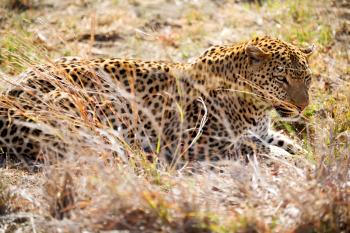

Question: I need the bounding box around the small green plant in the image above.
[0,31,47,75]
[303,104,318,118]
[317,25,333,46]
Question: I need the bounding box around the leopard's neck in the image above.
[181,42,271,111]
[190,41,249,81]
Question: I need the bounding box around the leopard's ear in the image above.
[245,45,271,64]
[300,44,316,57]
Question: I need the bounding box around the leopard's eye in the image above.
[276,76,288,84]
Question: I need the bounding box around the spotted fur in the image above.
[0,36,314,165]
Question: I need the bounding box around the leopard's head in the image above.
[245,36,314,117]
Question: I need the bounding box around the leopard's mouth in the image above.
[274,106,300,118]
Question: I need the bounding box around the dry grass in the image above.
[0,0,349,232]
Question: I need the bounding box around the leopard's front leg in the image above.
[262,130,303,155]
[251,116,303,156]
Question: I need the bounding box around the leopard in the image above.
[0,36,314,167]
